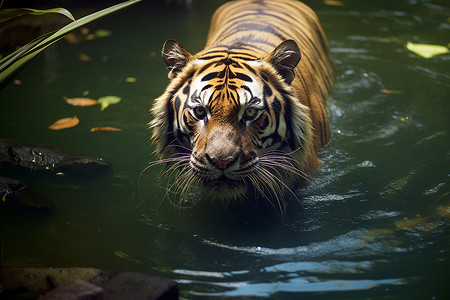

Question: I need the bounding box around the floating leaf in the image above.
[91,127,123,132]
[324,0,345,6]
[63,96,97,106]
[437,204,450,217]
[395,217,439,232]
[78,53,91,62]
[380,89,403,94]
[98,95,121,111]
[2,193,6,202]
[125,77,137,83]
[406,42,449,58]
[95,29,112,38]
[80,27,90,35]
[48,116,79,130]
[64,32,84,44]
[113,251,143,264]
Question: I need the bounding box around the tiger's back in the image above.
[151,0,334,211]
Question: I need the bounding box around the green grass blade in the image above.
[0,7,75,23]
[0,31,53,73]
[0,0,141,91]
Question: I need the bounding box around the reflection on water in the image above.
[0,0,449,299]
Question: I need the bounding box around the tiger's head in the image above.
[151,39,318,210]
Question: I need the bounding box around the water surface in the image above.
[0,0,449,299]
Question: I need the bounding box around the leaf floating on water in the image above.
[78,53,91,62]
[113,251,143,264]
[63,96,97,106]
[324,0,345,6]
[380,89,403,94]
[406,42,449,58]
[91,127,122,132]
[2,193,6,202]
[395,217,439,232]
[48,116,79,130]
[64,32,84,44]
[80,27,90,35]
[95,29,112,38]
[358,229,395,247]
[125,77,137,83]
[98,95,121,111]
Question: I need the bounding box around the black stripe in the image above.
[201,84,212,92]
[230,72,253,82]
[198,54,227,61]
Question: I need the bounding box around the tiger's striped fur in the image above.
[150,0,334,211]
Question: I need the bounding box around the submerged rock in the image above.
[0,176,53,210]
[0,176,25,199]
[0,138,110,176]
[0,267,179,300]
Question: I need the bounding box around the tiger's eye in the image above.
[244,107,257,119]
[193,106,206,118]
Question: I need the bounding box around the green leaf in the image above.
[0,7,75,23]
[1,193,6,202]
[113,251,143,264]
[98,95,122,111]
[406,42,449,58]
[0,0,141,91]
[95,29,112,38]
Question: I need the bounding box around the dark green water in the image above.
[1,0,449,299]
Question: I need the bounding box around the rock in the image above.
[0,268,179,300]
[0,176,53,210]
[41,279,103,300]
[98,271,179,300]
[0,267,102,296]
[0,138,110,177]
[0,176,25,200]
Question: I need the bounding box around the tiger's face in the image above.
[151,39,315,208]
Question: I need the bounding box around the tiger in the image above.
[150,0,334,212]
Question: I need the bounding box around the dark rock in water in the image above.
[0,267,179,300]
[0,267,103,298]
[0,176,25,199]
[98,271,179,300]
[0,176,54,210]
[41,279,104,300]
[0,138,110,176]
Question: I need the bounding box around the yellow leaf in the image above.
[324,0,345,6]
[406,42,449,58]
[78,53,91,62]
[48,116,79,130]
[380,89,403,94]
[91,127,122,132]
[63,96,97,106]
[125,77,137,83]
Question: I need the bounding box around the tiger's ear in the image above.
[267,40,301,84]
[162,39,193,79]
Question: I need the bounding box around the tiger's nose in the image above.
[205,154,237,170]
